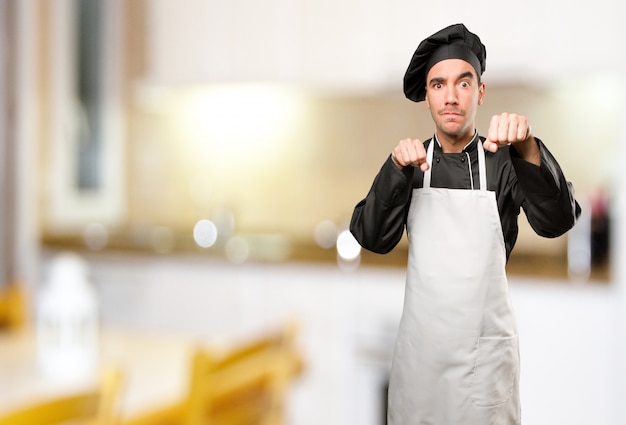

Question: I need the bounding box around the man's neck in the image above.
[435,130,477,153]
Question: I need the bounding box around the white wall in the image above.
[143,0,622,89]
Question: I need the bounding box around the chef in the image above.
[350,23,581,425]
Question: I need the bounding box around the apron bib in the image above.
[388,140,521,425]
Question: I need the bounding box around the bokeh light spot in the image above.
[336,230,361,261]
[193,219,218,248]
[314,220,338,249]
[225,236,249,264]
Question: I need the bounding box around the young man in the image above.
[350,23,580,425]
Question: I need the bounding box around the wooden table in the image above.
[0,326,212,420]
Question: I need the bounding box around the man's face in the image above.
[425,58,485,142]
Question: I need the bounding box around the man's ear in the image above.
[478,82,486,105]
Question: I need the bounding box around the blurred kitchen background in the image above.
[1,0,626,424]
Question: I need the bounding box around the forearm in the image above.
[522,180,580,238]
[350,156,413,253]
[511,135,540,166]
[512,138,581,237]
[350,199,408,254]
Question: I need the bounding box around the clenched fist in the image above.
[391,138,430,172]
[484,113,531,151]
[483,113,540,165]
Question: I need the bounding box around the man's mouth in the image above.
[441,110,463,120]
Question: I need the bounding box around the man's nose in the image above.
[444,86,458,104]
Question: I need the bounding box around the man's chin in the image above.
[440,123,464,136]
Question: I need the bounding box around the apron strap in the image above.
[424,140,435,189]
[477,139,487,191]
[423,137,487,190]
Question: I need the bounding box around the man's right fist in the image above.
[391,138,430,172]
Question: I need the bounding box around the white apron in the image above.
[388,140,521,425]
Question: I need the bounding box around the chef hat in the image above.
[403,23,486,102]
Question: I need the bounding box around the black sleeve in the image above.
[350,155,415,254]
[510,138,581,238]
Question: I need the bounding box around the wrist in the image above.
[390,153,404,170]
[513,136,541,166]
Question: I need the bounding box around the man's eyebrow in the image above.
[428,77,445,86]
[428,71,475,86]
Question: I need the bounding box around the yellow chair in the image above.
[124,321,303,425]
[0,282,28,330]
[0,367,123,425]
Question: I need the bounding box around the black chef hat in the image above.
[403,23,486,102]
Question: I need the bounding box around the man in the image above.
[350,23,580,425]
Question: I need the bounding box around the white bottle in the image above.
[36,252,99,382]
[567,199,591,281]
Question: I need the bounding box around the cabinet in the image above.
[143,0,622,89]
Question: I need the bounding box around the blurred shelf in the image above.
[41,232,610,284]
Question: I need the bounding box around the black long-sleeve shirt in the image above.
[350,134,581,260]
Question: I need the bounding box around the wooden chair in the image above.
[0,366,123,425]
[124,321,303,425]
[0,282,28,331]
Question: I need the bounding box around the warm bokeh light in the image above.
[178,83,304,164]
[225,236,250,264]
[193,219,218,248]
[336,230,361,261]
[314,220,338,249]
